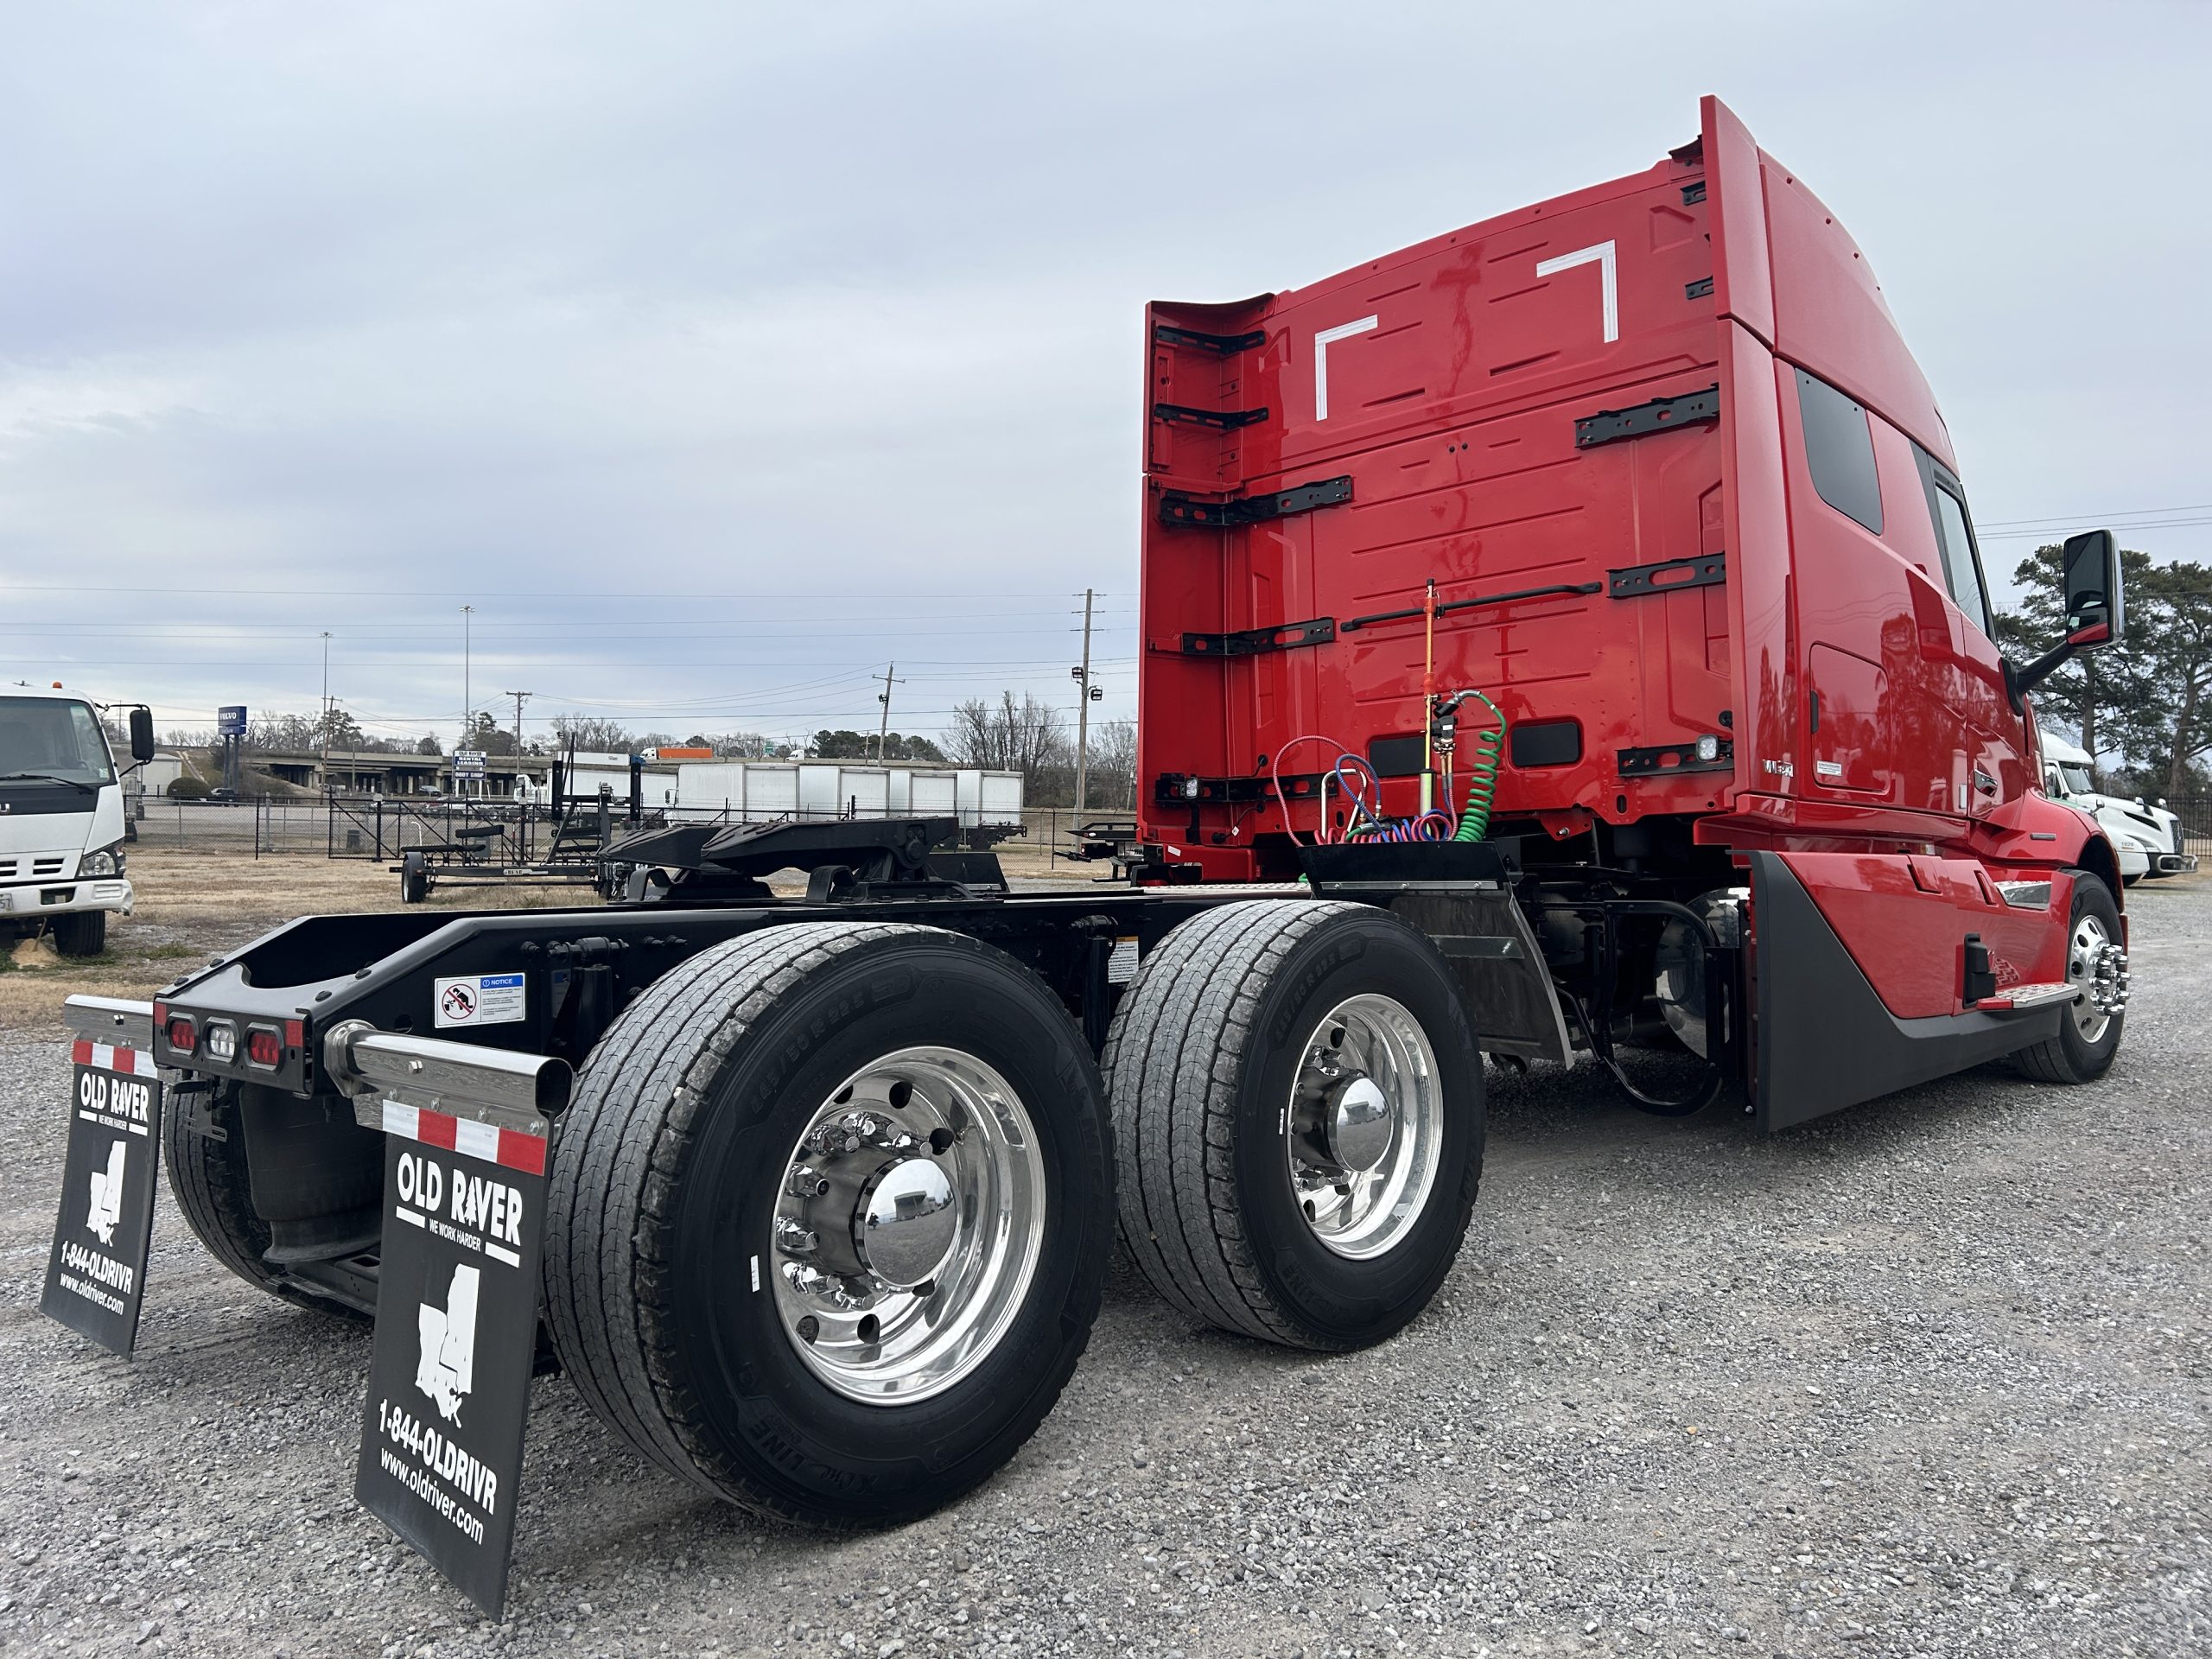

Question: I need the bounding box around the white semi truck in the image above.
[2039,734,2196,884]
[0,687,155,956]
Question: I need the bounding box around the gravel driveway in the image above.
[2,882,2205,1659]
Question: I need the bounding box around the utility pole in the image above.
[505,690,531,802]
[1071,588,1097,815]
[320,631,333,794]
[874,663,904,761]
[461,605,474,797]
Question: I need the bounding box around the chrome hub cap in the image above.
[772,1047,1043,1403]
[1286,994,1443,1259]
[856,1156,957,1288]
[2069,915,2128,1040]
[1325,1076,1394,1172]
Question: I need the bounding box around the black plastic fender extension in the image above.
[1748,851,2063,1131]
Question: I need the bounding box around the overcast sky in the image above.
[3,2,2206,749]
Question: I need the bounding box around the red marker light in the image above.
[247,1029,283,1068]
[166,1016,197,1054]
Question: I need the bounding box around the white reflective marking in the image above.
[1313,315,1379,421]
[749,1254,761,1293]
[453,1117,500,1162]
[1535,240,1618,343]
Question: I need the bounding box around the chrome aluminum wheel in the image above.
[2069,913,2126,1043]
[1284,993,1443,1259]
[772,1046,1044,1403]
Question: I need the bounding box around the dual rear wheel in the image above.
[543,901,1483,1522]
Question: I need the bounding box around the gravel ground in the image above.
[1,880,2205,1659]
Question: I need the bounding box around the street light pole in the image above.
[321,631,333,793]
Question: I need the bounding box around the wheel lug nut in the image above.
[788,1165,831,1198]
[776,1219,818,1256]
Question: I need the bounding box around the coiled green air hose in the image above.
[1452,690,1506,842]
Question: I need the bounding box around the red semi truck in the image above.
[51,98,2127,1591]
[1134,93,2129,1122]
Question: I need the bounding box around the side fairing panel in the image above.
[1700,95,1950,467]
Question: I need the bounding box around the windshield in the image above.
[2056,763,2095,797]
[0,697,116,787]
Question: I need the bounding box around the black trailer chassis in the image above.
[96,816,2085,1543]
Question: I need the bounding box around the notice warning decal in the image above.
[434,973,525,1030]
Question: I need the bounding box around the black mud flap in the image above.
[354,1101,550,1619]
[41,1039,163,1357]
[1749,852,2061,1130]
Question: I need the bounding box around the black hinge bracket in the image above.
[1153,402,1269,431]
[1608,553,1726,598]
[1154,323,1267,354]
[1179,618,1336,658]
[1617,739,1733,778]
[1153,771,1328,807]
[1575,384,1722,449]
[1681,181,1707,205]
[1159,475,1353,529]
[1685,276,1713,300]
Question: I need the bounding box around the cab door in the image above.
[1913,448,2023,819]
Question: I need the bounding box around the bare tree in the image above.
[1085,719,1137,810]
[551,715,634,753]
[946,691,1072,800]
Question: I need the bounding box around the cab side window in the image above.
[1913,445,1994,638]
[1795,368,1883,534]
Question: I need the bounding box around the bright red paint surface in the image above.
[1134,97,2109,1001]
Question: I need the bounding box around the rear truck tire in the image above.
[2013,873,2127,1084]
[1103,899,1484,1351]
[50,910,106,957]
[543,921,1112,1526]
[162,1091,369,1320]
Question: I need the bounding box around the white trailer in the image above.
[666,762,1020,828]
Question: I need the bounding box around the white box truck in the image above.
[0,687,154,956]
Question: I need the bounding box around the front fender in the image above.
[1977,789,2122,906]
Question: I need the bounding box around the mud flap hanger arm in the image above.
[321,1021,572,1135]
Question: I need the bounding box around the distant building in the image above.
[251,748,551,798]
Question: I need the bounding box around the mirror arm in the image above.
[2005,638,2084,712]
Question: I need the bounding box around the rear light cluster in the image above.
[157,1009,305,1069]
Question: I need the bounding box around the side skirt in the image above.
[1750,851,2061,1130]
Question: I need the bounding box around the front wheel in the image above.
[50,910,107,957]
[543,922,1112,1525]
[2013,873,2126,1084]
[1104,900,1484,1351]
